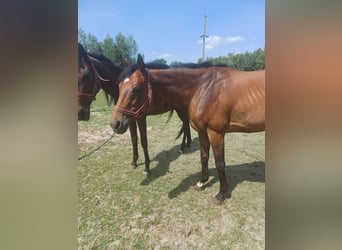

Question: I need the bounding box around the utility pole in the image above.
[200,15,208,62]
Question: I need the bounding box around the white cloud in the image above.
[225,35,244,43]
[197,35,221,50]
[205,36,222,50]
[197,35,245,50]
[159,53,171,59]
[149,51,172,61]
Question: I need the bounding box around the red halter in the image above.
[114,70,152,119]
[78,56,111,100]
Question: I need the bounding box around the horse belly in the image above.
[229,102,265,132]
[229,81,265,132]
[229,111,265,132]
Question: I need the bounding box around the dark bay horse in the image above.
[78,44,191,174]
[78,45,121,120]
[110,55,265,204]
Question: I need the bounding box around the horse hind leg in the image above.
[193,131,210,191]
[180,122,191,153]
[174,122,186,153]
[207,129,229,205]
[184,122,191,148]
[175,110,191,153]
[179,125,186,153]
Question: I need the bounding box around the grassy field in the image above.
[78,92,265,249]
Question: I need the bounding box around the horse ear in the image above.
[137,54,145,70]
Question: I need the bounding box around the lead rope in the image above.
[78,133,114,160]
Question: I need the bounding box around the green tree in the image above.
[241,52,254,71]
[101,35,116,61]
[78,28,87,48]
[254,48,265,70]
[206,48,264,70]
[151,58,167,65]
[78,29,138,64]
[87,33,102,53]
[169,61,183,67]
[112,32,138,63]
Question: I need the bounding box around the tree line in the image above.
[205,48,265,70]
[78,29,264,70]
[78,28,138,63]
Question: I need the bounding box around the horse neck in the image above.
[149,69,200,111]
[92,59,122,99]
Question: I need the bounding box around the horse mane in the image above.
[115,60,229,84]
[116,64,139,84]
[170,61,211,68]
[88,53,116,68]
[145,63,170,69]
[171,61,228,69]
[213,63,229,67]
[87,53,125,107]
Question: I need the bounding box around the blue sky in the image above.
[78,0,264,63]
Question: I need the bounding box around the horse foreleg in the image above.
[129,122,138,168]
[137,116,150,175]
[208,129,228,204]
[184,122,192,148]
[180,124,186,153]
[194,131,210,191]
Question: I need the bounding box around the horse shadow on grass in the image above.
[168,160,265,199]
[140,137,200,186]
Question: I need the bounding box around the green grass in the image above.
[78,94,265,249]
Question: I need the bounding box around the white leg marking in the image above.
[196,181,204,188]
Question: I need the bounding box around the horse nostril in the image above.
[78,108,90,121]
[111,120,121,131]
[78,109,84,120]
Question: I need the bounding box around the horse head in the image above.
[110,54,152,134]
[77,43,100,120]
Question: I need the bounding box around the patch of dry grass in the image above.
[78,100,265,249]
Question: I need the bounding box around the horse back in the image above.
[190,68,265,133]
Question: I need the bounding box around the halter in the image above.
[78,56,111,101]
[114,70,152,120]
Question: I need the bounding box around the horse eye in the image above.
[132,85,142,93]
[81,73,90,80]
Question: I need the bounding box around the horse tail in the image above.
[104,92,114,106]
[166,109,174,123]
[166,109,184,139]
[175,125,184,140]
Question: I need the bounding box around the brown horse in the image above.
[78,44,191,174]
[111,55,265,204]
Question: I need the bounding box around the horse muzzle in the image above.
[78,108,90,121]
[110,118,129,134]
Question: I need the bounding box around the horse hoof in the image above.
[130,164,137,169]
[143,171,150,176]
[212,192,227,205]
[212,197,224,205]
[179,149,184,154]
[193,182,205,191]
